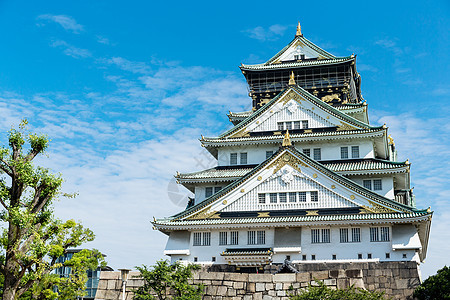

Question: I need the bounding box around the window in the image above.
[193,233,202,246]
[402,253,407,259]
[351,228,361,242]
[351,146,360,158]
[363,180,372,190]
[212,256,216,262]
[370,227,390,242]
[303,149,311,157]
[368,253,372,259]
[373,179,382,191]
[358,253,363,259]
[230,231,239,245]
[203,232,211,246]
[313,148,321,160]
[302,255,307,261]
[302,120,309,129]
[332,254,337,260]
[285,122,292,130]
[286,255,291,261]
[298,192,307,202]
[230,153,237,165]
[194,257,198,262]
[193,232,211,246]
[341,228,361,243]
[277,122,284,130]
[340,147,349,159]
[279,192,287,203]
[258,193,266,204]
[385,253,390,259]
[219,232,228,245]
[294,121,301,129]
[240,152,248,165]
[205,187,213,198]
[380,227,390,241]
[289,192,297,202]
[310,191,318,202]
[257,231,265,244]
[311,229,330,243]
[311,255,316,260]
[370,227,379,242]
[363,179,382,191]
[248,231,256,245]
[340,228,349,243]
[266,151,273,159]
[270,193,277,203]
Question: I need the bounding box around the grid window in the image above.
[311,229,320,243]
[248,231,256,245]
[373,179,382,191]
[302,120,309,129]
[363,180,372,190]
[202,232,211,246]
[219,232,228,245]
[193,233,202,246]
[230,153,237,165]
[341,147,349,159]
[351,228,361,242]
[313,148,321,160]
[270,193,277,203]
[294,121,301,129]
[205,187,213,198]
[279,193,287,203]
[303,149,311,157]
[286,122,292,130]
[381,227,390,241]
[289,192,297,202]
[340,228,349,243]
[240,152,248,165]
[230,231,239,245]
[370,227,379,242]
[258,193,266,204]
[277,122,284,130]
[351,146,360,158]
[214,186,222,193]
[298,192,307,202]
[402,253,407,259]
[257,231,265,244]
[266,151,273,159]
[212,256,216,262]
[310,191,318,202]
[322,229,330,243]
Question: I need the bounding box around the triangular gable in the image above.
[219,86,379,139]
[173,146,419,221]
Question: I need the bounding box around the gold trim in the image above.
[331,185,336,189]
[257,212,270,218]
[303,129,312,133]
[230,127,250,138]
[313,173,318,178]
[188,208,218,220]
[240,189,245,193]
[273,131,282,135]
[350,195,355,200]
[366,200,396,213]
[222,200,227,205]
[306,210,319,216]
[281,90,303,105]
[257,176,262,181]
[267,151,308,174]
[337,121,357,131]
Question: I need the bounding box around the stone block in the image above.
[206,285,218,295]
[223,281,234,286]
[100,271,120,280]
[217,285,228,295]
[224,272,248,282]
[277,290,286,296]
[200,272,225,280]
[107,279,116,290]
[98,279,107,290]
[244,296,252,300]
[346,269,363,278]
[253,292,263,300]
[95,289,106,298]
[233,281,244,289]
[296,272,310,282]
[275,282,283,290]
[273,273,296,282]
[395,278,410,289]
[105,289,119,299]
[265,283,274,290]
[349,278,365,289]
[300,282,309,287]
[311,270,328,280]
[291,282,300,289]
[249,273,273,282]
[323,278,337,286]
[227,288,236,296]
[256,282,266,292]
[283,283,293,290]
[262,295,273,300]
[337,278,349,289]
[203,296,213,300]
[247,282,256,292]
[268,290,276,296]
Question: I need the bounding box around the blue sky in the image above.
[0,0,449,279]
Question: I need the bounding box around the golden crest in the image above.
[337,122,357,131]
[189,208,218,220]
[267,151,308,175]
[231,128,250,138]
[257,212,270,218]
[306,210,319,216]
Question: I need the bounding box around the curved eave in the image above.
[153,212,432,230]
[240,57,354,71]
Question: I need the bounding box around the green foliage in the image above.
[0,120,102,300]
[289,281,388,300]
[414,266,450,300]
[133,260,203,300]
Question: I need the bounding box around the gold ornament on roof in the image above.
[296,21,302,37]
[289,71,296,86]
[388,135,395,146]
[282,130,292,147]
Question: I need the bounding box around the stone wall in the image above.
[95,261,420,300]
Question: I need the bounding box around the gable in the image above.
[273,39,325,62]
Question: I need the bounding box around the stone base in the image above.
[95,261,421,300]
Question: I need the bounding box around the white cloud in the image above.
[37,14,84,34]
[243,24,288,41]
[51,40,91,59]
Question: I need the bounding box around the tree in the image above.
[289,281,389,300]
[414,266,450,300]
[0,120,101,300]
[133,260,204,300]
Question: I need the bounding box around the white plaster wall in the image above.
[350,176,395,200]
[167,226,418,265]
[194,183,226,204]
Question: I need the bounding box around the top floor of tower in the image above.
[240,23,363,110]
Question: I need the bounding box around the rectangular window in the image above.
[311,255,316,260]
[257,231,265,244]
[363,180,372,190]
[298,192,307,202]
[289,192,297,202]
[285,122,292,130]
[358,253,362,259]
[230,231,239,245]
[214,186,222,193]
[205,187,213,198]
[370,227,379,242]
[258,193,266,204]
[311,229,320,244]
[351,146,360,158]
[332,254,337,260]
[230,153,237,165]
[270,193,277,203]
[340,147,349,159]
[340,228,349,243]
[303,148,310,157]
[313,148,321,160]
[193,232,202,246]
[302,120,309,129]
[266,151,273,159]
[202,232,211,246]
[351,228,361,242]
[302,255,307,261]
[386,253,390,259]
[248,231,256,245]
[277,122,284,131]
[194,257,198,262]
[373,179,382,191]
[219,232,227,245]
[368,253,372,259]
[279,193,287,203]
[322,229,330,243]
[212,256,216,262]
[380,227,390,241]
[294,121,301,129]
[310,191,318,202]
[240,152,247,165]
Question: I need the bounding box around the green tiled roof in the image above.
[222,248,273,256]
[177,166,255,181]
[241,57,354,71]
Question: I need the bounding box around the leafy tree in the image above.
[0,120,101,300]
[133,260,203,300]
[289,280,388,300]
[414,266,450,300]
